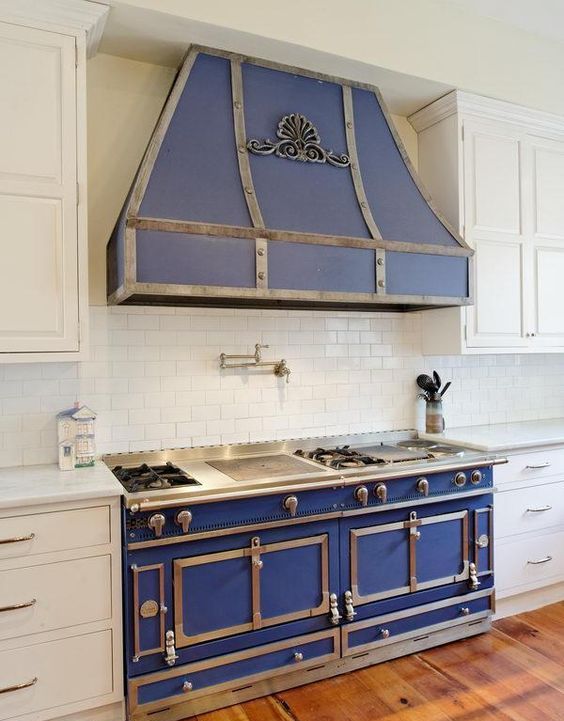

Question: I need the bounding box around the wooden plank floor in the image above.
[190,603,564,721]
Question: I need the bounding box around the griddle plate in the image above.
[206,454,319,482]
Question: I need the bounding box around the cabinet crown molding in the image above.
[0,0,109,57]
[409,90,564,137]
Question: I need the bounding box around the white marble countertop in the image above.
[421,418,564,452]
[0,462,123,510]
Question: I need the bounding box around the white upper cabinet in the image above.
[411,91,564,354]
[0,14,91,361]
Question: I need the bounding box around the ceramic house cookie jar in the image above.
[57,402,97,470]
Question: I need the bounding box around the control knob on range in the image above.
[354,486,369,507]
[471,469,483,485]
[175,509,193,533]
[453,472,467,487]
[375,483,387,503]
[416,477,429,496]
[283,495,298,517]
[148,513,166,538]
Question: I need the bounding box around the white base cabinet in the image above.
[410,91,564,354]
[492,445,564,616]
[0,497,123,721]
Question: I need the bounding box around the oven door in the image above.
[125,518,339,673]
[341,498,475,609]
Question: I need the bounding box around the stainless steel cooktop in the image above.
[104,430,499,508]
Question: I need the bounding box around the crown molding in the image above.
[409,89,564,136]
[0,0,109,57]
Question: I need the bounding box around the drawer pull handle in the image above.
[526,505,553,513]
[380,629,390,639]
[525,462,551,470]
[0,533,35,545]
[0,599,36,613]
[294,652,304,662]
[527,555,553,565]
[0,677,37,694]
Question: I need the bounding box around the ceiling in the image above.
[97,2,453,116]
[445,0,564,45]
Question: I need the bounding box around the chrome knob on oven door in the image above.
[148,513,166,538]
[453,472,467,487]
[354,486,369,507]
[416,477,429,496]
[283,495,298,517]
[175,509,192,534]
[375,483,387,503]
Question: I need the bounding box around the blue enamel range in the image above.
[105,434,502,721]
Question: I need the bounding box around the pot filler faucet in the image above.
[220,343,291,383]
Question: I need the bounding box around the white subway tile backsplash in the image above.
[0,305,562,467]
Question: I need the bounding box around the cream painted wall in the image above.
[109,0,564,117]
[87,53,175,304]
[86,53,418,304]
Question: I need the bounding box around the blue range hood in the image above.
[107,46,472,310]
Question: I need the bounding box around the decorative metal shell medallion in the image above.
[247,113,350,168]
[139,599,159,618]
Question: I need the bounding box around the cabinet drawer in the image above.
[0,555,111,641]
[496,481,564,539]
[495,530,564,595]
[0,506,110,561]
[129,629,339,715]
[495,448,564,486]
[0,630,113,721]
[342,590,493,657]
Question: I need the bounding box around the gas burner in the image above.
[295,446,385,470]
[112,461,201,493]
[295,440,464,468]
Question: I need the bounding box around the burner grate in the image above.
[113,461,200,492]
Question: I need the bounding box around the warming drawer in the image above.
[128,628,339,717]
[342,589,493,656]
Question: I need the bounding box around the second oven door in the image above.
[172,520,338,648]
[343,503,470,607]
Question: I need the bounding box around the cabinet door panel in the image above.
[534,244,564,340]
[532,140,564,239]
[0,22,79,354]
[0,25,63,183]
[467,238,526,347]
[465,122,521,234]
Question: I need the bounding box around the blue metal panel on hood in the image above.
[139,54,252,227]
[136,230,255,288]
[268,241,375,293]
[352,87,457,247]
[242,63,370,238]
[386,252,468,297]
